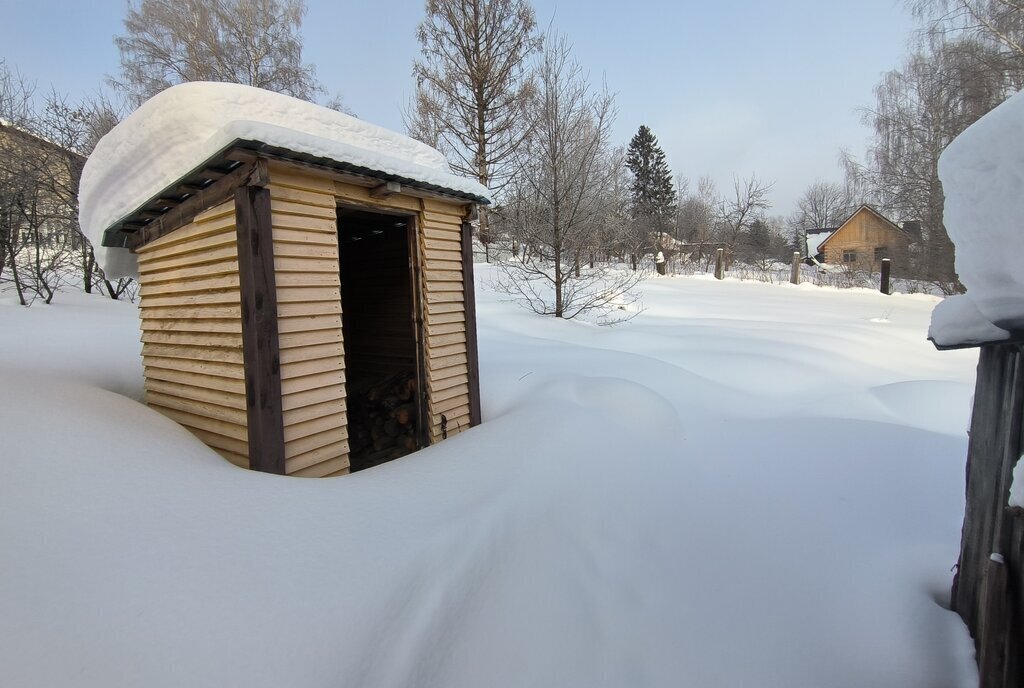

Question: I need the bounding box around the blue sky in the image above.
[0,0,915,215]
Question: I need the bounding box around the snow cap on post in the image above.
[79,82,489,278]
[936,88,1024,334]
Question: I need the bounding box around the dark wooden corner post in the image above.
[235,159,286,474]
[462,217,482,427]
[879,258,891,295]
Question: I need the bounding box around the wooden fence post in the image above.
[880,258,891,295]
[715,248,725,280]
[979,554,1008,688]
[790,252,800,285]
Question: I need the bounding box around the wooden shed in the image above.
[87,87,488,477]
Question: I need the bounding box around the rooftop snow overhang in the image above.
[101,139,490,249]
[929,334,1024,351]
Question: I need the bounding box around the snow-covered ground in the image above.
[0,270,980,687]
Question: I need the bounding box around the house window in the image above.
[874,246,889,261]
[842,250,857,263]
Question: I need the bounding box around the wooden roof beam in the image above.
[370,181,401,199]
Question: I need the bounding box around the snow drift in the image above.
[0,273,980,687]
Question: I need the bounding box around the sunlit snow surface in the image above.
[0,272,979,687]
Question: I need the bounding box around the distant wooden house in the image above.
[816,206,911,271]
[84,84,488,478]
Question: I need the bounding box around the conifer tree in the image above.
[625,125,676,266]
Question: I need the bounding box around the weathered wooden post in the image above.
[978,554,1008,687]
[880,258,891,295]
[790,252,800,285]
[715,248,724,280]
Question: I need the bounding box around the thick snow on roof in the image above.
[930,88,1024,345]
[929,295,1011,348]
[806,229,833,257]
[79,82,489,278]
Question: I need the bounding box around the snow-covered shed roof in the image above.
[79,82,490,278]
[929,88,1024,349]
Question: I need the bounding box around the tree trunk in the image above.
[554,246,563,318]
[104,279,120,300]
[7,242,26,306]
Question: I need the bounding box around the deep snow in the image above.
[0,272,979,687]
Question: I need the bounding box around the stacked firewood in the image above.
[348,370,419,470]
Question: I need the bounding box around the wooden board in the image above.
[268,166,350,477]
[137,209,249,467]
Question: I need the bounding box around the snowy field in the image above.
[0,270,981,687]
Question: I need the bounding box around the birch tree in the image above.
[850,37,1009,288]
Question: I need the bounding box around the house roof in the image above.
[817,205,908,252]
[805,227,837,257]
[80,82,490,278]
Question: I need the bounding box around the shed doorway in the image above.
[337,207,425,471]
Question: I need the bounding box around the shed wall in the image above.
[419,198,472,442]
[136,200,250,467]
[267,164,349,477]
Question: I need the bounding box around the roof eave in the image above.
[100,139,489,249]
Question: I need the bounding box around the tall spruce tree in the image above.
[625,125,676,267]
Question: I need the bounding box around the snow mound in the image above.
[79,82,489,277]
[932,88,1024,344]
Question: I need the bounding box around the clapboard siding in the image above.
[136,200,249,466]
[417,198,472,442]
[269,162,349,477]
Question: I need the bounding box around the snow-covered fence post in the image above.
[715,248,724,280]
[880,258,891,295]
[790,252,800,285]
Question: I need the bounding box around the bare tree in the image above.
[716,174,773,256]
[849,36,1010,289]
[675,176,719,270]
[0,90,85,304]
[113,0,321,105]
[408,0,541,261]
[494,34,639,321]
[910,0,1024,85]
[787,180,856,254]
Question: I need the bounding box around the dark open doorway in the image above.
[337,207,424,471]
